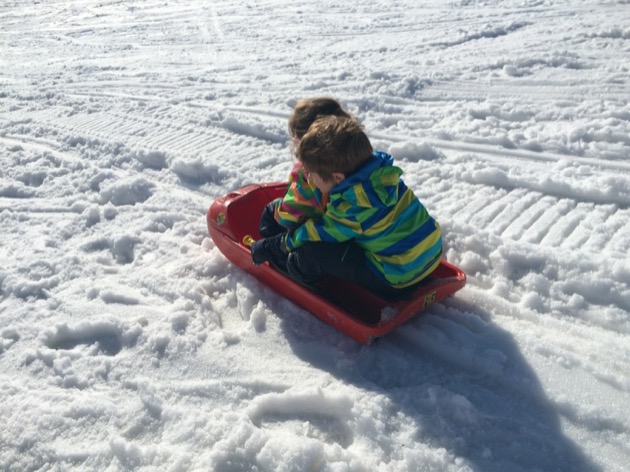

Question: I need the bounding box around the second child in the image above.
[258,97,352,237]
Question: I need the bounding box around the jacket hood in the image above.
[333,151,403,208]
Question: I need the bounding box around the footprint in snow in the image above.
[0,329,20,355]
[43,319,141,356]
[248,388,354,448]
[81,234,140,264]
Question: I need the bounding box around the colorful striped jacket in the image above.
[285,152,442,287]
[273,162,328,229]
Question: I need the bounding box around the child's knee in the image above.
[286,249,321,284]
[259,200,283,238]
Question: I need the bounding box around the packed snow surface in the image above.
[1,1,629,471]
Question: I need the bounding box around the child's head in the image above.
[297,115,373,191]
[288,97,351,140]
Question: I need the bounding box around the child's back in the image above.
[287,146,442,288]
[253,115,442,298]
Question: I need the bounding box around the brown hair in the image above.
[297,115,373,182]
[288,97,351,140]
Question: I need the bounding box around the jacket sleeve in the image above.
[286,198,362,251]
[274,163,327,229]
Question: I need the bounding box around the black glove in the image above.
[251,233,288,266]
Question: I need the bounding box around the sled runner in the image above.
[207,182,466,344]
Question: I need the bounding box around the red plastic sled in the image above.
[207,182,466,344]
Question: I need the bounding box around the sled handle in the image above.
[242,235,255,247]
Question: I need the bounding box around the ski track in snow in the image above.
[1,1,629,471]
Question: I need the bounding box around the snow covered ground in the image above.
[1,0,629,470]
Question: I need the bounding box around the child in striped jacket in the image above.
[253,115,443,299]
